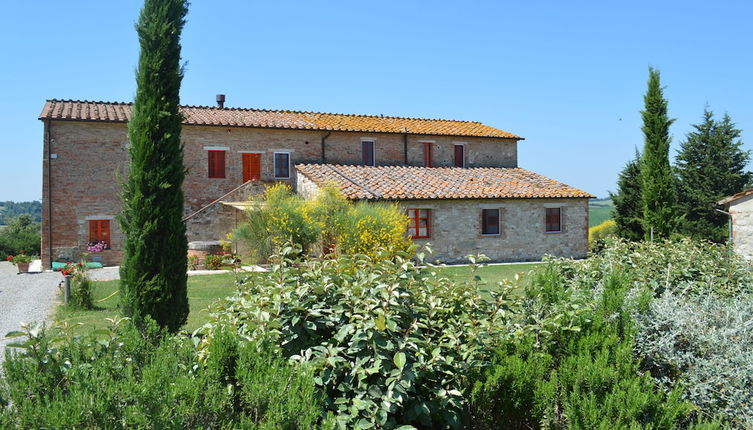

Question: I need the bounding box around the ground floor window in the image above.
[88,219,111,249]
[407,209,430,238]
[481,208,500,235]
[208,150,226,178]
[545,207,562,232]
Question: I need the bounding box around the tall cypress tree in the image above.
[675,108,751,242]
[120,0,189,332]
[611,149,644,240]
[640,68,677,239]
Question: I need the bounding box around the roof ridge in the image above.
[44,99,485,124]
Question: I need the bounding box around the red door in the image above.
[242,153,261,182]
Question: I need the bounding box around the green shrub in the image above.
[187,254,199,270]
[234,185,410,262]
[69,271,94,310]
[470,267,705,429]
[198,247,518,429]
[0,318,328,428]
[0,214,40,259]
[204,254,224,270]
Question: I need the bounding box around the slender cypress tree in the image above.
[675,108,751,242]
[640,68,676,239]
[120,0,189,332]
[611,149,644,240]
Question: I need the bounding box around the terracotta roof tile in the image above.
[295,164,594,200]
[717,187,753,205]
[39,99,521,139]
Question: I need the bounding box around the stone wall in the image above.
[398,198,589,263]
[729,194,753,259]
[41,119,518,267]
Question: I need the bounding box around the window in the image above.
[481,209,500,235]
[274,152,290,178]
[545,207,562,232]
[362,140,375,166]
[421,142,433,167]
[88,219,111,249]
[208,150,226,178]
[407,209,431,239]
[242,153,261,182]
[454,144,465,167]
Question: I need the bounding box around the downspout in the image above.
[321,132,331,163]
[403,133,408,164]
[45,119,53,269]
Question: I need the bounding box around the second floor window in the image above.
[481,209,500,235]
[407,209,430,238]
[421,142,433,167]
[362,140,375,166]
[274,152,290,179]
[208,150,226,178]
[454,144,465,167]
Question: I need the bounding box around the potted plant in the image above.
[7,251,32,274]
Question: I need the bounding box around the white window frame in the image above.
[273,151,291,179]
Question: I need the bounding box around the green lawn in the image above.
[589,198,614,227]
[55,263,542,335]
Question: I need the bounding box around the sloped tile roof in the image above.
[717,187,753,205]
[39,99,521,139]
[295,164,594,200]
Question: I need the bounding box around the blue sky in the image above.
[1,0,751,201]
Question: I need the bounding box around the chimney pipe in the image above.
[216,94,226,108]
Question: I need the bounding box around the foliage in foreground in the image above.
[0,319,328,429]
[199,247,518,429]
[588,219,617,248]
[119,0,189,332]
[234,184,410,263]
[470,267,702,429]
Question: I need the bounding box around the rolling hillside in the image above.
[589,198,614,227]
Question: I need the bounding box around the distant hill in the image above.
[589,198,614,227]
[0,201,42,225]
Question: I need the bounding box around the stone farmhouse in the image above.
[39,99,593,268]
[717,188,753,259]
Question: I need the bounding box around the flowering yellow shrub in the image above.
[589,219,617,246]
[235,184,410,261]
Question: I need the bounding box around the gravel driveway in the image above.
[0,261,61,363]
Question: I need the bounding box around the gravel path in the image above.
[0,261,62,363]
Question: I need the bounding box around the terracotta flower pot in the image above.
[16,262,30,273]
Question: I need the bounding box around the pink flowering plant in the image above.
[87,241,109,253]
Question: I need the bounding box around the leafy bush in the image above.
[635,290,753,427]
[70,271,94,310]
[198,247,518,429]
[204,254,224,270]
[187,254,199,270]
[0,319,329,429]
[561,237,752,297]
[235,184,410,262]
[470,265,704,429]
[0,214,40,259]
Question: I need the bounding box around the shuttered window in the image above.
[208,150,226,178]
[407,209,430,239]
[421,142,433,167]
[88,219,111,248]
[362,141,375,166]
[454,144,465,167]
[545,208,562,232]
[481,209,500,235]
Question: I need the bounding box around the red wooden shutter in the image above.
[208,150,226,178]
[546,208,561,232]
[454,145,464,167]
[362,141,374,166]
[422,143,433,167]
[243,153,261,182]
[89,220,111,247]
